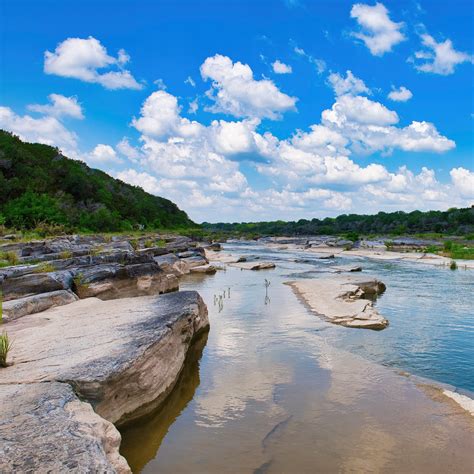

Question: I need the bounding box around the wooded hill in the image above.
[0,131,193,232]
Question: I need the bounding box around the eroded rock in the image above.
[286,277,388,329]
[0,382,130,473]
[1,291,209,426]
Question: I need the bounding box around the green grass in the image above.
[424,242,474,260]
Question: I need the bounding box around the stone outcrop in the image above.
[1,234,215,319]
[72,262,178,300]
[0,382,130,473]
[0,291,209,472]
[2,290,78,322]
[1,291,209,424]
[286,277,388,329]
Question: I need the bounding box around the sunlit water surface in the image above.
[120,242,474,473]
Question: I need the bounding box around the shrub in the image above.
[443,241,453,251]
[34,262,55,273]
[59,250,73,259]
[0,251,19,266]
[344,231,359,242]
[450,260,458,270]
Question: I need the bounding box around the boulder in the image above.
[180,255,209,268]
[0,382,130,473]
[154,253,190,276]
[1,291,209,426]
[2,290,78,322]
[190,265,218,274]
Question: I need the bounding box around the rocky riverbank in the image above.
[1,234,217,320]
[0,233,215,472]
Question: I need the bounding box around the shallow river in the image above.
[120,242,474,473]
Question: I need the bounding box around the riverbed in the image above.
[120,241,474,473]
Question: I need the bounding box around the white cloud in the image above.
[450,168,474,198]
[322,94,398,126]
[413,34,473,75]
[116,137,142,162]
[27,93,84,119]
[87,144,122,164]
[350,2,406,56]
[188,98,199,114]
[44,36,143,90]
[131,90,204,139]
[0,105,78,154]
[388,86,412,102]
[328,70,370,96]
[272,60,292,74]
[200,54,297,119]
[185,76,196,87]
[293,46,326,74]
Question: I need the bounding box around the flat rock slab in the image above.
[0,382,130,473]
[1,291,209,426]
[286,277,388,330]
[2,289,78,322]
[231,261,276,270]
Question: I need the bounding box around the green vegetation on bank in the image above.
[203,207,474,238]
[0,130,193,232]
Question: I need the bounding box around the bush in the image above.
[3,191,66,229]
[450,260,458,270]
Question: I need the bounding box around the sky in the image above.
[1,0,473,223]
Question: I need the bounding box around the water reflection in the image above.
[119,330,209,472]
[120,243,474,473]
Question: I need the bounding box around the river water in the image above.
[120,242,474,473]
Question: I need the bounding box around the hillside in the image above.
[203,207,474,238]
[0,130,193,232]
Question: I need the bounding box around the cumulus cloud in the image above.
[86,144,122,164]
[200,54,297,119]
[413,34,473,75]
[328,70,370,96]
[387,86,412,102]
[350,2,406,56]
[450,168,474,198]
[44,37,143,90]
[0,105,78,154]
[27,93,84,119]
[272,60,292,74]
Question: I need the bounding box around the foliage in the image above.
[0,251,19,266]
[0,331,11,368]
[34,262,55,273]
[203,207,474,237]
[0,130,193,232]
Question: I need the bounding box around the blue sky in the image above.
[1,0,473,222]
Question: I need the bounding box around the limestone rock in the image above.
[1,291,209,426]
[0,382,130,473]
[73,263,178,300]
[2,271,73,301]
[190,264,218,274]
[2,290,78,322]
[232,261,276,270]
[286,277,388,330]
